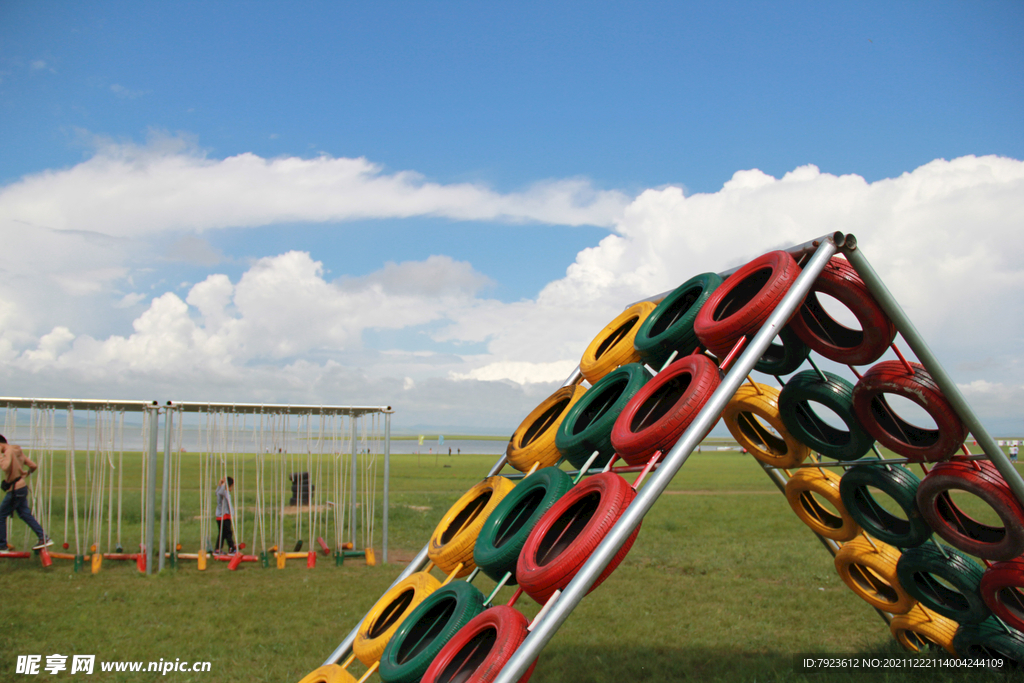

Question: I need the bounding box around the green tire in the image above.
[896,543,991,624]
[754,325,810,376]
[633,273,722,369]
[556,363,650,469]
[474,467,573,584]
[378,581,486,683]
[778,370,874,460]
[953,617,1024,667]
[840,463,933,548]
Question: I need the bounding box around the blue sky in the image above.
[1,1,1023,434]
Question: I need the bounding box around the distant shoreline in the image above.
[390,434,510,442]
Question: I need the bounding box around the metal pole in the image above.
[841,236,1024,506]
[350,414,358,548]
[145,403,160,576]
[323,426,515,666]
[492,233,843,683]
[158,406,173,572]
[383,410,391,564]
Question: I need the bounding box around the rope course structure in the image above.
[0,399,392,574]
[301,233,1024,683]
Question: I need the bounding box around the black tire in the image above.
[474,467,573,584]
[778,370,874,461]
[555,363,650,469]
[896,543,991,624]
[379,582,487,683]
[953,618,1024,669]
[839,463,933,548]
[633,273,722,369]
[754,325,810,376]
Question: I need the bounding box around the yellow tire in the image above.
[507,384,587,472]
[353,571,441,667]
[721,383,809,469]
[428,476,516,577]
[890,604,959,655]
[785,467,861,541]
[297,664,358,683]
[579,302,656,384]
[834,535,915,614]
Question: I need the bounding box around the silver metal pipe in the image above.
[350,415,358,549]
[841,236,1024,507]
[383,410,391,564]
[158,407,173,572]
[0,397,154,412]
[493,234,844,683]
[168,401,391,416]
[145,404,160,576]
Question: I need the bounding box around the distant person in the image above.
[1011,443,1019,463]
[215,476,237,554]
[0,435,52,551]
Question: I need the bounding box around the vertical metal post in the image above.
[158,406,173,571]
[145,403,160,576]
[841,236,1024,506]
[492,234,843,683]
[383,410,391,564]
[350,413,358,548]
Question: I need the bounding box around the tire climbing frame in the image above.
[311,232,1024,683]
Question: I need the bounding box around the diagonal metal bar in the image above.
[841,236,1024,507]
[492,233,844,683]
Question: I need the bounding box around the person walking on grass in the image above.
[0,434,51,551]
[215,476,237,554]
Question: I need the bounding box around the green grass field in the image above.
[1,446,1018,682]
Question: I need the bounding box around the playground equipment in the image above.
[0,399,392,572]
[309,232,1024,682]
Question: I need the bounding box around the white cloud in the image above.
[0,150,1022,433]
[0,134,628,238]
[451,360,580,384]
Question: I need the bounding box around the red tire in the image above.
[693,251,802,359]
[610,354,721,465]
[517,472,641,604]
[788,255,895,366]
[419,605,537,683]
[980,559,1024,632]
[852,361,967,462]
[916,458,1024,561]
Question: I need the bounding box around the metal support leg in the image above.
[158,406,173,572]
[145,403,159,576]
[383,410,391,564]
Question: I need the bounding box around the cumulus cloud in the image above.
[1,149,1022,433]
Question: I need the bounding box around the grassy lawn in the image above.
[1,446,1018,682]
